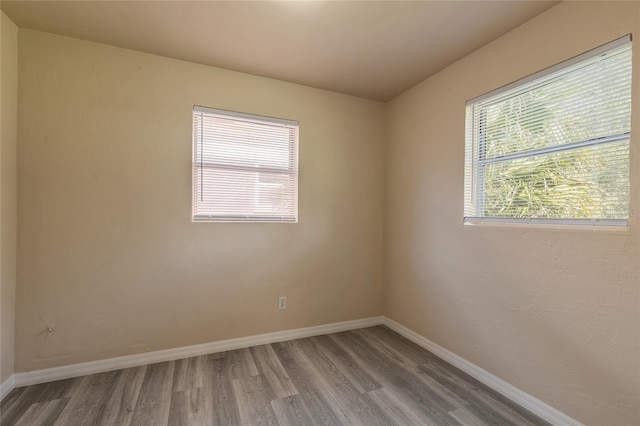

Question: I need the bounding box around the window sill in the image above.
[192,217,298,223]
[463,220,629,233]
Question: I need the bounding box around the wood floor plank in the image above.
[37,378,84,404]
[357,328,549,426]
[168,386,214,426]
[98,365,147,425]
[357,326,433,367]
[419,361,515,424]
[360,329,472,409]
[353,327,419,367]
[371,326,549,425]
[270,394,317,426]
[172,355,203,392]
[232,374,279,426]
[272,340,346,425]
[201,353,242,425]
[0,386,29,425]
[212,348,258,380]
[0,377,82,426]
[417,361,549,426]
[0,386,26,409]
[53,370,122,426]
[290,337,394,425]
[359,328,478,416]
[14,398,70,426]
[329,331,464,426]
[448,407,491,426]
[130,362,174,426]
[250,344,298,399]
[311,334,382,393]
[367,387,436,426]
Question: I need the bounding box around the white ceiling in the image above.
[1,1,559,101]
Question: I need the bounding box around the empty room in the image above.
[0,1,638,425]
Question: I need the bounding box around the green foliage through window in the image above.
[464,36,631,225]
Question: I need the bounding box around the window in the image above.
[464,36,632,227]
[192,106,299,222]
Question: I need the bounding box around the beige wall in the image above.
[15,30,385,372]
[9,3,640,423]
[385,2,640,425]
[0,11,18,385]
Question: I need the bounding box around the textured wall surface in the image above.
[384,2,640,425]
[15,30,385,372]
[9,3,640,424]
[0,11,18,385]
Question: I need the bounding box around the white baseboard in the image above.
[7,314,582,426]
[382,317,583,426]
[0,374,15,401]
[13,316,384,388]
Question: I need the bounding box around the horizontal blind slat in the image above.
[193,108,299,222]
[464,38,631,224]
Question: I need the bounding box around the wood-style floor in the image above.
[1,326,550,426]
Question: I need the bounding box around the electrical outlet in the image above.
[278,296,287,310]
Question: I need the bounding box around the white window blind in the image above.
[192,106,299,222]
[464,35,632,227]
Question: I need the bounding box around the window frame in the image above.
[464,35,632,229]
[191,106,299,223]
